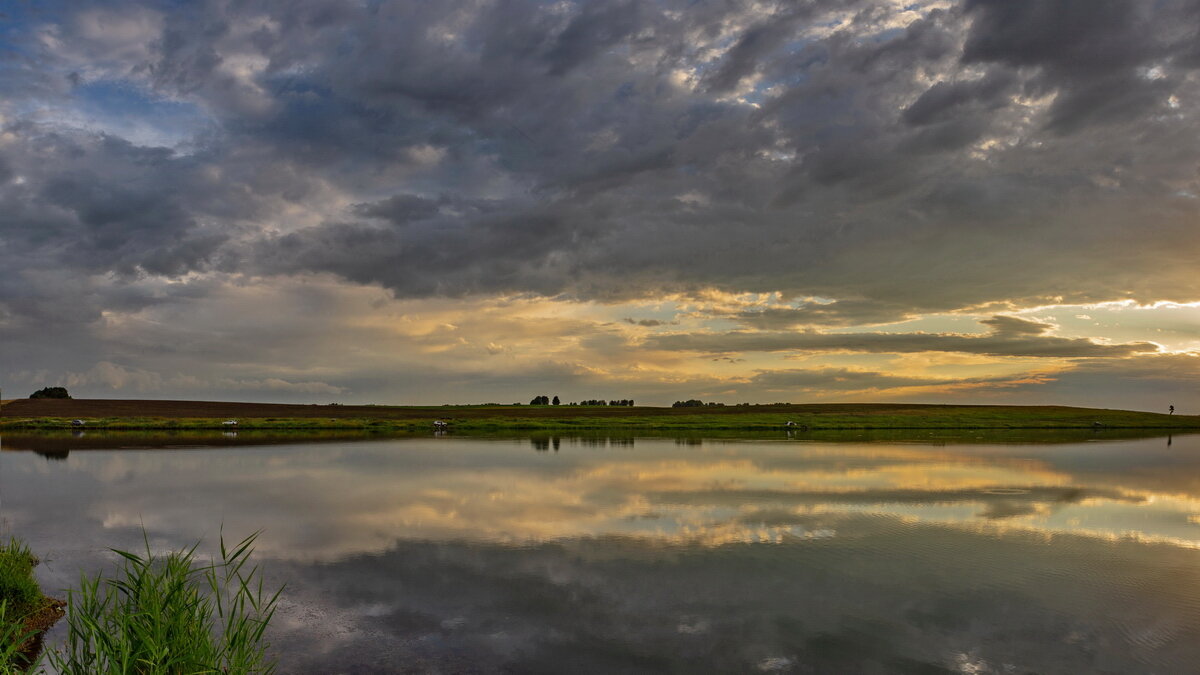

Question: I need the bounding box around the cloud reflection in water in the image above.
[4,433,1200,672]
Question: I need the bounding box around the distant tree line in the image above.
[526,396,634,406]
[672,399,726,408]
[673,400,794,407]
[30,386,71,399]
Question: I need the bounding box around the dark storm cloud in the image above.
[959,0,1195,134]
[0,128,242,355]
[721,299,919,329]
[900,70,1018,127]
[645,315,1158,357]
[963,0,1151,66]
[973,353,1200,409]
[651,485,1140,510]
[7,1,1199,301]
[978,315,1054,336]
[0,132,222,277]
[352,194,442,223]
[748,367,936,390]
[255,204,589,297]
[701,6,822,94]
[543,0,644,77]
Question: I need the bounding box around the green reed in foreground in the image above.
[49,532,281,675]
[0,603,37,674]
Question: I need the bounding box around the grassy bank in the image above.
[0,539,64,672]
[3,399,1199,431]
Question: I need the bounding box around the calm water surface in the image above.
[4,431,1200,673]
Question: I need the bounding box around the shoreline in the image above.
[3,398,1199,432]
[7,419,1200,431]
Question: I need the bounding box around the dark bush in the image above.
[29,387,70,400]
[672,399,725,408]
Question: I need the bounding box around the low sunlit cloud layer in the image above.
[3,0,1200,408]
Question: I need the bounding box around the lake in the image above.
[4,431,1200,673]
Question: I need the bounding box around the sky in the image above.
[1,0,1200,409]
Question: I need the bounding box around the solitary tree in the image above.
[30,386,71,399]
[552,395,560,405]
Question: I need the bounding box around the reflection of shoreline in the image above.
[532,436,639,452]
[0,430,410,454]
[4,427,1195,455]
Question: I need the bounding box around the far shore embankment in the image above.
[3,398,1198,432]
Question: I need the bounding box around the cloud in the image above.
[978,315,1054,336]
[975,353,1200,410]
[644,315,1158,358]
[960,0,1192,133]
[723,300,919,329]
[748,368,942,391]
[30,361,348,396]
[352,194,442,223]
[901,70,1018,127]
[5,0,1200,310]
[3,0,1200,404]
